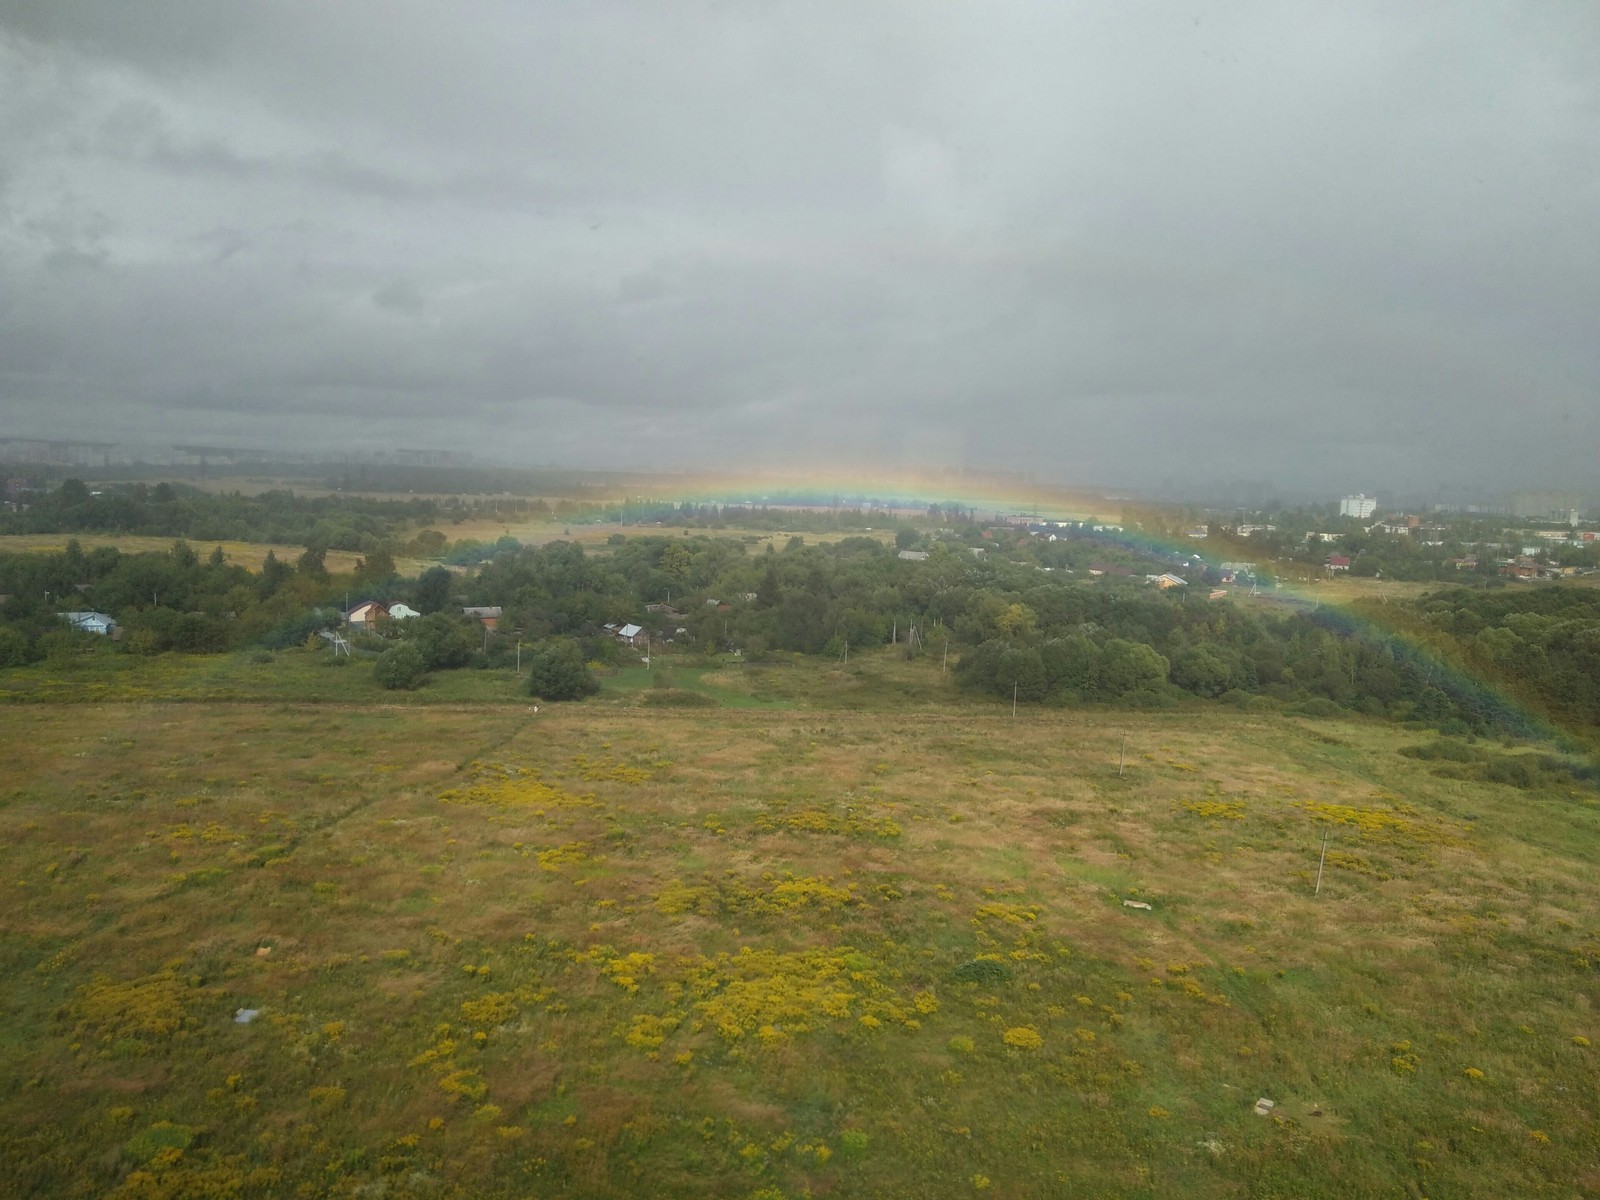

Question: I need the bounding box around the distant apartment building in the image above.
[1339,494,1377,519]
[1510,490,1583,521]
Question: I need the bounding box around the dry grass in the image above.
[0,533,430,575]
[1,674,1596,1197]
[437,517,899,551]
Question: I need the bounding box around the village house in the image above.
[62,611,116,636]
[345,600,389,629]
[462,606,501,629]
[386,602,420,620]
[1326,555,1352,572]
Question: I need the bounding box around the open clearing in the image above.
[2,655,1597,1197]
[0,534,431,576]
[434,517,900,551]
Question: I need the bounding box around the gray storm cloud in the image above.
[1,1,1596,495]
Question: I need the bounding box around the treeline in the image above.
[2,480,433,551]
[0,539,399,662]
[1349,585,1600,739]
[5,528,1595,747]
[469,532,1600,739]
[586,501,943,533]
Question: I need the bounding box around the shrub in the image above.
[642,688,716,708]
[527,640,600,701]
[952,959,1012,986]
[410,613,475,670]
[1400,739,1480,763]
[1292,697,1342,718]
[0,626,32,668]
[374,643,426,690]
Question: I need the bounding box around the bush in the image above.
[642,688,716,708]
[374,643,426,690]
[1400,738,1480,762]
[410,613,475,670]
[1291,697,1342,718]
[526,640,600,701]
[1094,639,1168,698]
[951,959,1013,986]
[0,626,32,668]
[1484,756,1538,788]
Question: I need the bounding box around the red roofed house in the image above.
[346,600,389,629]
[1326,555,1351,572]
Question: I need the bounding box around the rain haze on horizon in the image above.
[2,1,1597,498]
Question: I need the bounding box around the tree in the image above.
[409,613,474,670]
[0,626,31,668]
[995,603,1037,637]
[756,562,781,608]
[259,550,293,596]
[1094,639,1169,697]
[356,546,396,583]
[413,566,453,615]
[659,542,691,584]
[996,646,1048,701]
[526,639,600,701]
[1040,635,1099,697]
[895,527,919,550]
[1170,645,1234,697]
[374,643,426,690]
[298,545,328,578]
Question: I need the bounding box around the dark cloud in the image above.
[1,2,1597,495]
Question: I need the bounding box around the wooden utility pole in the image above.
[1314,829,1331,895]
[1118,731,1128,777]
[1012,680,1018,718]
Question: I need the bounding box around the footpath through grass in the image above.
[1,657,1598,1198]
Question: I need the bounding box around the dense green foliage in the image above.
[2,479,434,551]
[373,642,427,690]
[525,639,600,701]
[3,528,1597,747]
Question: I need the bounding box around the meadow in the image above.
[0,534,432,577]
[1,651,1597,1198]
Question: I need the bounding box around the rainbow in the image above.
[582,467,1124,523]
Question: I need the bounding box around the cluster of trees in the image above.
[6,521,1597,743]
[2,480,434,553]
[0,537,412,662]
[1369,585,1600,738]
[450,532,1590,737]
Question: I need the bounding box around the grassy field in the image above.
[2,652,1598,1198]
[436,517,899,551]
[0,534,432,576]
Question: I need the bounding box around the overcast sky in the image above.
[2,2,1596,496]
